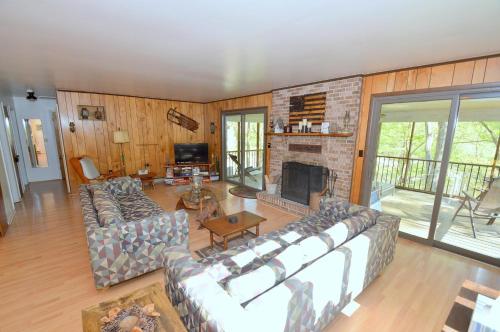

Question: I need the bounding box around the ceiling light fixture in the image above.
[26,89,37,101]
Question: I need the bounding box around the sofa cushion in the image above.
[120,211,181,253]
[322,222,349,247]
[225,245,303,304]
[92,189,125,227]
[102,176,142,195]
[245,249,350,331]
[117,191,165,222]
[299,236,330,264]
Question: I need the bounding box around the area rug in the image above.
[442,279,499,332]
[228,186,259,199]
[195,233,255,258]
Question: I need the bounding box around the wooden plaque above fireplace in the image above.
[289,144,322,154]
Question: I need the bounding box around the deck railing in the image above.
[374,155,499,197]
[225,149,264,178]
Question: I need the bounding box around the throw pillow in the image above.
[92,188,125,227]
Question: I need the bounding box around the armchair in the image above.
[70,156,120,184]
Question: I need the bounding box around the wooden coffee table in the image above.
[203,211,266,250]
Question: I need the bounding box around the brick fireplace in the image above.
[258,76,362,214]
[281,162,329,205]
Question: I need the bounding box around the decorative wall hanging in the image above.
[289,92,326,125]
[77,105,106,121]
[167,108,199,132]
[343,110,351,130]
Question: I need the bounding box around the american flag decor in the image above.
[289,92,326,125]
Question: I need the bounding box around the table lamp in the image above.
[113,129,129,176]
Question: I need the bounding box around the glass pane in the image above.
[371,99,451,239]
[243,113,265,190]
[224,114,242,184]
[435,96,500,259]
[23,118,48,168]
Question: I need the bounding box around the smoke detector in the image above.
[26,89,37,101]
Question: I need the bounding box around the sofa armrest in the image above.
[120,210,189,253]
[85,224,123,270]
[164,246,206,281]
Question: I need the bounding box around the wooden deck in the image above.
[379,189,500,259]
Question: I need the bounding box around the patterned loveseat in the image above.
[80,176,189,288]
[164,198,400,332]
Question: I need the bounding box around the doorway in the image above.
[222,109,266,190]
[14,98,62,182]
[362,88,500,265]
[2,105,23,195]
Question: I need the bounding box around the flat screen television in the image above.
[174,143,209,164]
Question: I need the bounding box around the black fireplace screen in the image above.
[281,162,329,205]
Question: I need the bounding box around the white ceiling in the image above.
[0,0,499,103]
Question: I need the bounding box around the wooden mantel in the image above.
[265,132,353,137]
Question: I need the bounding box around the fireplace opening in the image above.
[281,162,329,205]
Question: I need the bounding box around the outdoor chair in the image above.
[450,177,500,238]
[228,154,261,183]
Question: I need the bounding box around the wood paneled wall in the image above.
[56,91,206,191]
[350,55,500,203]
[204,93,273,175]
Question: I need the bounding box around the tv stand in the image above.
[163,163,216,185]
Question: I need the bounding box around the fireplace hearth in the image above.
[281,162,329,205]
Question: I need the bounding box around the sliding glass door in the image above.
[369,99,452,239]
[363,89,500,265]
[434,94,500,259]
[222,109,266,190]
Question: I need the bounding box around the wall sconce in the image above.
[210,122,216,134]
[69,122,76,133]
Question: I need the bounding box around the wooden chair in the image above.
[450,177,499,238]
[69,156,120,184]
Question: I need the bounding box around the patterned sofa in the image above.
[164,198,400,332]
[80,176,189,288]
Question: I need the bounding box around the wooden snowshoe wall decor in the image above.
[167,107,199,132]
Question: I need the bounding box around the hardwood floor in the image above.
[0,180,498,332]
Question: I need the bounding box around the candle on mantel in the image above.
[307,122,312,132]
[298,123,303,132]
[302,118,307,127]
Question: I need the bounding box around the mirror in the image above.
[23,118,48,168]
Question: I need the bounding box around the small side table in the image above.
[130,171,157,189]
[82,283,186,332]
